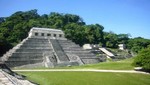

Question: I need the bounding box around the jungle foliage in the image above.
[0,9,150,56]
[132,46,150,71]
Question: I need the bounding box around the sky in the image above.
[0,0,150,39]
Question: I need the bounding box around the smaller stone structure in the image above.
[83,44,100,50]
[83,44,92,50]
[118,44,126,50]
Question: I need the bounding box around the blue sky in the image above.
[0,0,150,39]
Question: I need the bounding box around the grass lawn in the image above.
[19,71,150,85]
[56,57,135,70]
[13,58,134,70]
[17,58,150,85]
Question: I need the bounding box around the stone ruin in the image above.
[0,62,36,85]
[83,44,132,61]
[118,44,126,50]
[0,27,101,68]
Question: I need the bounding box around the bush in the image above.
[132,47,150,71]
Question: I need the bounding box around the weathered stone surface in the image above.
[0,64,36,85]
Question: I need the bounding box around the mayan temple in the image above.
[0,27,101,68]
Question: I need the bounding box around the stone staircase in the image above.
[57,39,101,64]
[50,39,69,62]
[99,48,114,58]
[49,39,80,66]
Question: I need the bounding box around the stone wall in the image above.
[29,27,65,39]
[81,58,101,64]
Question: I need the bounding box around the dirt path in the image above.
[13,69,149,74]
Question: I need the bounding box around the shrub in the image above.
[132,46,150,71]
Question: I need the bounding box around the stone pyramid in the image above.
[0,27,101,68]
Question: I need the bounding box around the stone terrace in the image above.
[4,38,52,67]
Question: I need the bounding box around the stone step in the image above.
[57,40,72,42]
[22,44,51,47]
[56,61,79,67]
[62,48,84,51]
[11,53,43,57]
[19,46,52,49]
[60,45,80,48]
[15,49,52,52]
[58,42,76,45]
[76,54,96,57]
[24,42,49,44]
[20,46,51,48]
[28,38,49,40]
[5,60,43,67]
[8,56,43,61]
[61,47,82,49]
[6,58,43,62]
[26,39,49,41]
[65,51,92,54]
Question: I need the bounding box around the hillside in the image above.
[1,9,150,56]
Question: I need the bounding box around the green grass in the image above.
[60,58,134,70]
[20,71,150,85]
[17,58,150,85]
[13,58,134,70]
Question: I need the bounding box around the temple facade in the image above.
[28,27,65,39]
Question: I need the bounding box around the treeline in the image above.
[0,9,150,56]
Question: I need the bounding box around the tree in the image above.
[127,37,150,53]
[1,9,150,57]
[132,46,150,71]
[64,14,85,25]
[104,31,118,48]
[84,24,104,44]
[0,28,12,56]
[64,23,86,46]
[117,33,130,44]
[0,17,5,24]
